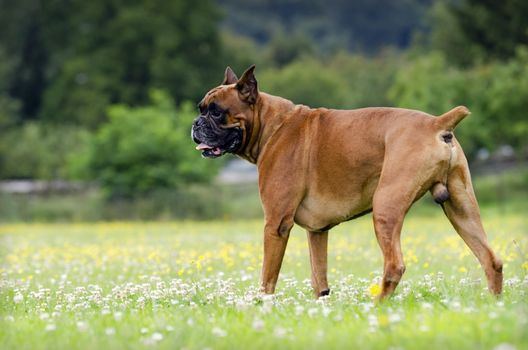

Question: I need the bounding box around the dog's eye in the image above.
[208,103,224,118]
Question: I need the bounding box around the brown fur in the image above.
[200,66,503,300]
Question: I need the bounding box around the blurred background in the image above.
[0,0,526,221]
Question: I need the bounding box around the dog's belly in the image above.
[294,174,379,232]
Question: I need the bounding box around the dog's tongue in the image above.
[196,143,223,155]
[196,143,213,151]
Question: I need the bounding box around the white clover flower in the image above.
[151,332,163,342]
[77,321,88,332]
[421,302,433,310]
[212,327,227,337]
[13,293,23,304]
[273,327,287,338]
[295,305,304,316]
[114,312,123,321]
[322,306,331,317]
[252,318,264,331]
[140,327,149,334]
[493,343,517,350]
[45,324,56,332]
[419,324,429,332]
[105,328,116,336]
[388,313,402,323]
[367,314,378,328]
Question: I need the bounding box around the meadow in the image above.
[1,209,527,349]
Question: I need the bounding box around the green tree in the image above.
[389,52,483,156]
[0,0,224,126]
[431,0,528,66]
[389,50,528,157]
[259,59,348,108]
[88,91,219,197]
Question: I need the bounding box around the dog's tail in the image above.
[434,106,470,131]
[429,106,470,204]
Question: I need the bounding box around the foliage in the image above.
[87,91,219,197]
[430,0,528,66]
[218,0,433,53]
[389,50,528,156]
[0,0,224,126]
[258,52,400,110]
[0,122,92,180]
[259,58,349,108]
[0,214,527,349]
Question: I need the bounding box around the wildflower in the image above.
[13,293,23,304]
[273,327,287,338]
[368,284,381,297]
[252,318,264,331]
[77,321,88,332]
[295,305,304,316]
[419,324,429,332]
[151,332,163,341]
[105,328,116,336]
[388,313,402,323]
[212,327,227,337]
[45,324,56,332]
[493,343,517,350]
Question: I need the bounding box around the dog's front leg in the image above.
[307,230,330,298]
[260,219,293,294]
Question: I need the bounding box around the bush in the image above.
[259,58,348,108]
[389,50,528,157]
[0,122,92,180]
[88,91,220,197]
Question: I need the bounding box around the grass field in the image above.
[1,210,527,349]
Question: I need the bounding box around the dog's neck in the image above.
[238,92,298,164]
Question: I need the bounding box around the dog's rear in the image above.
[371,105,502,299]
[431,106,503,295]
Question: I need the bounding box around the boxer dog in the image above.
[191,65,503,300]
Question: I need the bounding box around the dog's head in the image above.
[191,65,258,158]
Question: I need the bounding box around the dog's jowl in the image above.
[191,65,503,300]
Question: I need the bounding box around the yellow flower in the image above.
[369,284,381,297]
[458,266,467,273]
[522,261,528,271]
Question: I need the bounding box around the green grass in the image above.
[1,211,527,349]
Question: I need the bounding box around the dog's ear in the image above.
[222,66,238,85]
[236,65,258,104]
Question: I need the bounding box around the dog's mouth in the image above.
[195,143,226,158]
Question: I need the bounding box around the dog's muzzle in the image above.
[191,116,242,158]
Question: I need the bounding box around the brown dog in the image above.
[191,65,503,300]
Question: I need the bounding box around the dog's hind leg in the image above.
[372,179,419,300]
[442,152,503,295]
[307,230,330,298]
